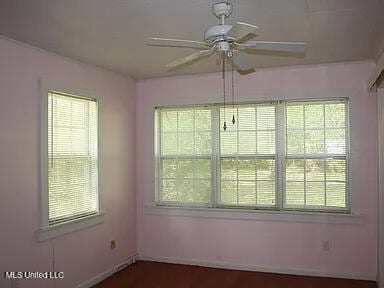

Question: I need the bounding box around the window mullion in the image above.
[211,105,220,208]
[156,110,162,203]
[276,101,286,209]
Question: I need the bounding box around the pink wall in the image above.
[136,61,378,280]
[0,36,137,288]
[0,32,379,286]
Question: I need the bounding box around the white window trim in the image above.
[37,79,104,241]
[36,212,105,242]
[155,98,351,214]
[144,203,364,224]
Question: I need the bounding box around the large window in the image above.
[47,91,99,225]
[156,99,349,212]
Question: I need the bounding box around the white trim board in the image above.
[145,204,365,225]
[76,254,138,288]
[138,255,376,281]
[368,49,384,89]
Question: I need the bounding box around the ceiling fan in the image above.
[148,0,307,74]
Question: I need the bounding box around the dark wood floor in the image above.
[93,261,377,288]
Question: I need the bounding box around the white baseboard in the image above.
[77,254,138,288]
[138,255,376,281]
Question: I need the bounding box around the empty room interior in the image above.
[1,0,384,287]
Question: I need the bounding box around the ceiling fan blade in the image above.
[238,41,306,53]
[233,51,255,74]
[166,49,214,69]
[226,22,258,43]
[148,37,210,49]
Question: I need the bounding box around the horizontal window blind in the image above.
[285,100,348,209]
[48,92,98,225]
[159,107,212,205]
[219,105,276,207]
[155,99,349,212]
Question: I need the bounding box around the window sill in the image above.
[36,212,105,242]
[144,204,365,224]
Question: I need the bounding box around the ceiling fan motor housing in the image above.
[204,25,233,43]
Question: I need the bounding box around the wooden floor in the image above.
[93,261,377,288]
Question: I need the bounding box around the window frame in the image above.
[282,99,350,213]
[155,98,350,214]
[155,106,214,208]
[38,80,104,241]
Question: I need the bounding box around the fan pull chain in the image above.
[231,52,236,125]
[222,53,227,131]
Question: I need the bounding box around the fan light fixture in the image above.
[148,0,307,130]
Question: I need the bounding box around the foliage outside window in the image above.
[155,99,349,212]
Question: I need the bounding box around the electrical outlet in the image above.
[110,240,116,250]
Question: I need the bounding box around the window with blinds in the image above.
[158,107,212,205]
[48,92,98,225]
[285,100,348,210]
[220,105,276,207]
[155,98,349,212]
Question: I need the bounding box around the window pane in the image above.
[162,159,177,178]
[238,107,255,130]
[238,181,256,205]
[195,110,211,131]
[161,111,177,131]
[305,130,325,153]
[162,132,177,155]
[285,182,305,205]
[256,159,275,181]
[257,106,275,130]
[220,104,276,156]
[238,159,256,180]
[194,159,211,179]
[306,182,325,206]
[221,158,237,180]
[177,160,194,178]
[305,104,324,129]
[325,103,345,128]
[221,181,237,205]
[306,159,324,181]
[221,132,238,154]
[326,159,346,181]
[162,179,178,201]
[257,131,275,154]
[48,92,98,224]
[195,132,211,155]
[286,159,304,181]
[326,182,346,207]
[285,101,348,210]
[286,105,303,129]
[179,180,194,202]
[178,110,194,131]
[286,130,304,154]
[239,131,256,154]
[194,180,211,202]
[257,181,275,205]
[159,107,212,205]
[326,129,345,154]
[178,133,194,155]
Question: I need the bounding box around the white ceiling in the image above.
[0,0,383,79]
